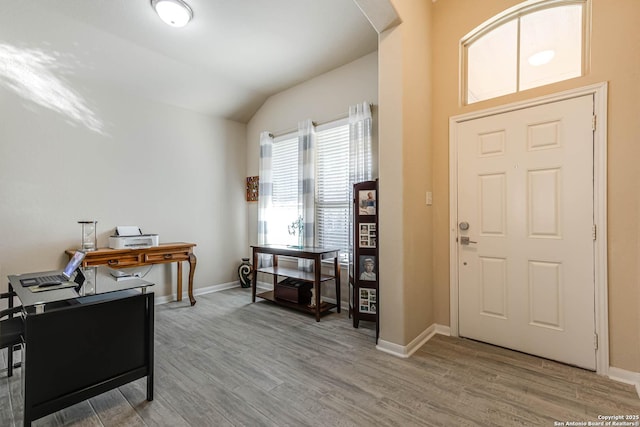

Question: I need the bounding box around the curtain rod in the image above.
[272,121,324,139]
[271,102,374,138]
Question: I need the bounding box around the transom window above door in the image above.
[462,0,590,104]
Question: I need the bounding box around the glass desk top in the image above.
[8,270,154,309]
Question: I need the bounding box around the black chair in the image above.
[0,291,23,377]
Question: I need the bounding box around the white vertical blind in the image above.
[316,120,350,258]
[270,134,299,246]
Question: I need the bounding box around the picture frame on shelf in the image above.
[358,189,376,215]
[359,288,377,314]
[358,223,376,248]
[358,255,376,281]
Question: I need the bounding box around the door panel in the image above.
[457,95,596,370]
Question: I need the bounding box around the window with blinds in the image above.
[316,119,350,259]
[267,118,357,261]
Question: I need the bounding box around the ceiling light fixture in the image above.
[528,49,555,66]
[151,0,193,28]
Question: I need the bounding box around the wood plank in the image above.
[1,287,638,426]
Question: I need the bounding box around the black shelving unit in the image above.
[349,179,379,341]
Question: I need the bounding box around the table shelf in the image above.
[255,266,335,283]
[256,290,337,316]
[251,245,341,322]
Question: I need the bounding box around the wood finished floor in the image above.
[1,287,638,426]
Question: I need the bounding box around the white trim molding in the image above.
[608,367,640,399]
[377,324,450,358]
[154,280,240,305]
[449,82,609,375]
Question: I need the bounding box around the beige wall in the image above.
[400,0,434,345]
[0,81,248,299]
[378,23,406,344]
[379,0,640,372]
[246,51,379,189]
[429,0,640,371]
[378,0,434,346]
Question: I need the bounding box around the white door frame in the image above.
[449,82,609,375]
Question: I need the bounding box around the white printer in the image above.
[108,226,159,249]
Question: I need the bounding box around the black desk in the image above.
[7,273,155,427]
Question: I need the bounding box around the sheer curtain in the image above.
[348,102,373,273]
[257,131,274,268]
[297,119,316,272]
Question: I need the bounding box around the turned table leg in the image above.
[188,252,197,306]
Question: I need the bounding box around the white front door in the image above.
[457,95,596,370]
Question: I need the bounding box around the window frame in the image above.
[460,0,591,105]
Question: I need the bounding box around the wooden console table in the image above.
[251,244,341,322]
[66,242,197,305]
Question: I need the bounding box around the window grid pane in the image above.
[519,5,583,90]
[467,20,518,103]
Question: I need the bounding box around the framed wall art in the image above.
[246,176,259,202]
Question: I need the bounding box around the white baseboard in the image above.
[154,280,241,305]
[608,367,640,399]
[376,323,451,358]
